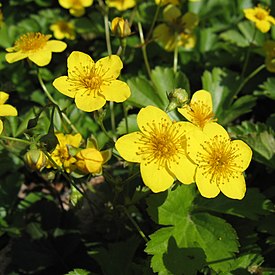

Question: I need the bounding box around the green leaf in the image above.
[228,121,275,168]
[65,269,91,275]
[220,29,249,47]
[199,28,219,52]
[117,114,139,135]
[145,185,239,274]
[255,77,275,100]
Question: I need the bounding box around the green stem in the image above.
[37,70,79,133]
[137,21,152,80]
[122,206,149,243]
[145,4,161,41]
[173,44,178,73]
[235,64,266,95]
[0,135,31,145]
[104,12,112,55]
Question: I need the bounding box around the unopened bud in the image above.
[24,149,48,171]
[166,88,189,112]
[111,17,131,38]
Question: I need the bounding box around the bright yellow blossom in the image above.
[186,123,252,199]
[53,51,131,112]
[107,0,136,11]
[178,90,216,129]
[244,5,275,33]
[58,0,93,17]
[76,148,111,174]
[155,0,179,6]
[153,4,199,52]
[115,105,197,193]
[48,133,82,173]
[111,17,131,38]
[263,40,275,72]
[50,20,76,40]
[0,92,18,134]
[5,32,67,67]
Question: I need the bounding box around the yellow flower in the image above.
[243,5,275,33]
[5,32,67,67]
[58,0,93,17]
[53,51,131,112]
[153,4,199,52]
[76,148,111,174]
[263,40,275,72]
[178,90,216,129]
[115,105,197,193]
[111,17,131,38]
[186,123,252,199]
[24,149,48,172]
[0,91,18,135]
[107,0,136,11]
[155,0,179,6]
[50,20,76,40]
[48,133,82,173]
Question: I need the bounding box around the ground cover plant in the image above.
[0,0,275,274]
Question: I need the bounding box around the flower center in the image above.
[255,10,267,20]
[196,135,242,185]
[187,101,215,128]
[135,118,186,168]
[14,32,50,53]
[67,63,113,97]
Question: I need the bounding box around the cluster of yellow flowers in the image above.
[116,90,252,200]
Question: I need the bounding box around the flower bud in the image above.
[24,149,48,171]
[111,17,131,38]
[166,88,189,112]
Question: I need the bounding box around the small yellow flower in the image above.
[155,0,179,6]
[187,123,252,199]
[243,5,275,33]
[153,4,199,52]
[24,149,48,171]
[111,17,131,38]
[5,32,67,67]
[263,40,275,72]
[53,51,131,112]
[58,0,93,17]
[115,105,197,193]
[50,20,76,40]
[48,133,82,173]
[76,148,111,174]
[107,0,136,11]
[0,92,18,135]
[178,90,216,129]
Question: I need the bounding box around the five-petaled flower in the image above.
[153,4,199,52]
[0,91,18,135]
[50,20,76,40]
[58,0,93,17]
[5,32,67,66]
[178,90,216,129]
[53,51,131,112]
[243,5,275,33]
[115,105,197,193]
[47,133,82,173]
[107,0,136,11]
[186,123,252,199]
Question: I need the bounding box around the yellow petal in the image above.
[231,140,252,171]
[163,4,181,22]
[45,40,67,52]
[0,92,9,105]
[169,155,196,184]
[137,105,172,134]
[140,162,174,192]
[256,20,270,33]
[80,0,93,7]
[0,105,17,117]
[95,55,123,80]
[115,132,143,163]
[68,51,94,75]
[70,7,85,17]
[181,12,199,32]
[100,80,131,102]
[66,133,82,147]
[53,76,76,98]
[153,24,177,52]
[195,167,220,198]
[0,119,3,134]
[219,173,246,200]
[28,51,52,66]
[202,122,229,140]
[6,51,28,64]
[58,0,72,8]
[75,93,106,112]
[193,90,213,110]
